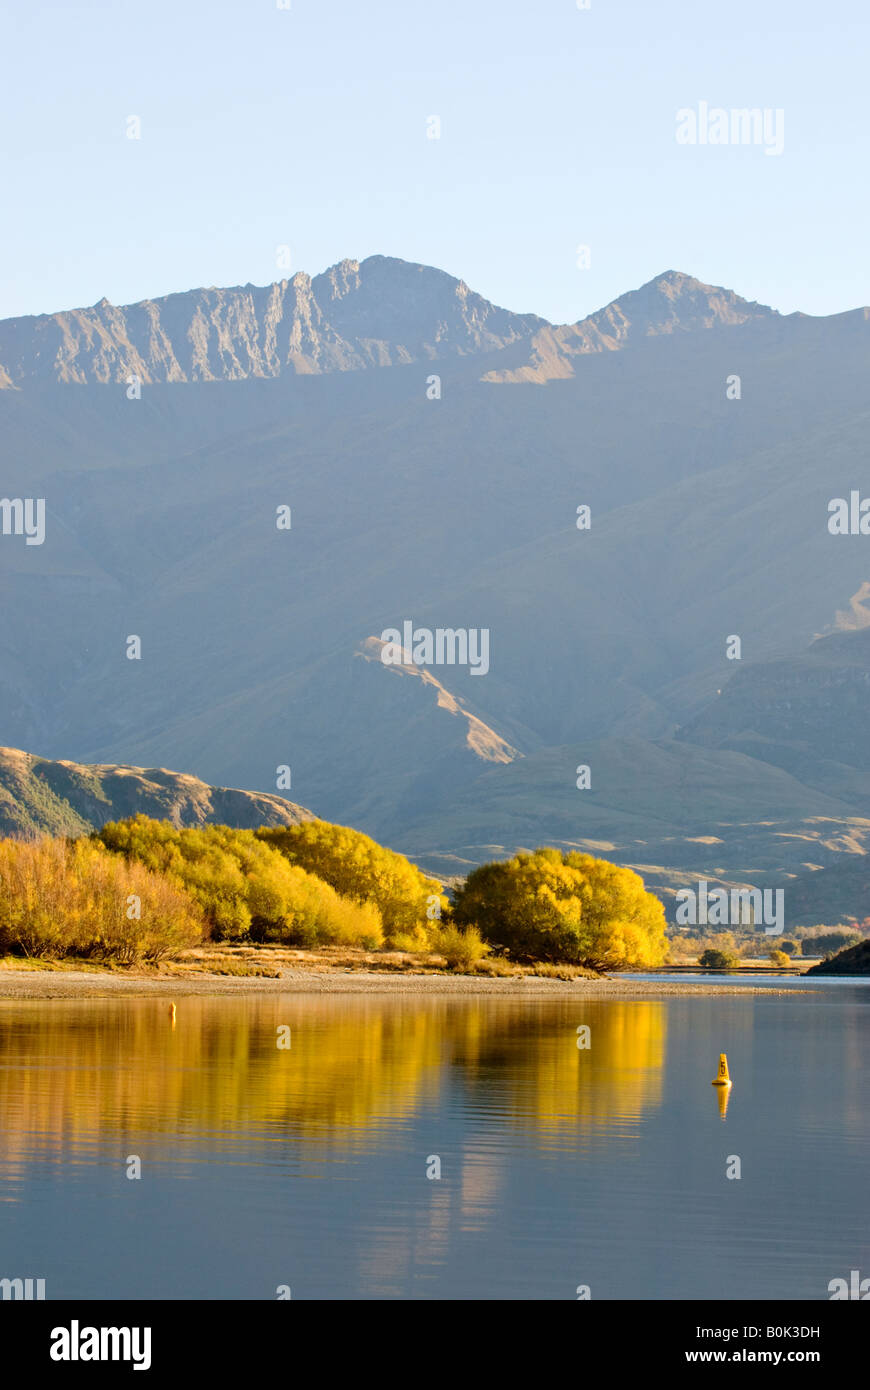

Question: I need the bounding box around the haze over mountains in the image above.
[3,255,870,925]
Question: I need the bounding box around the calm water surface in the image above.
[1,986,868,1300]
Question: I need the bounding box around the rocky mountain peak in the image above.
[0,254,543,387]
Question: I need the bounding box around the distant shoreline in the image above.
[0,964,811,1001]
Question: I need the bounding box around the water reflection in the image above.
[0,997,666,1174]
[0,992,867,1299]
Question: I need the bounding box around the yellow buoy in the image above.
[711,1052,731,1087]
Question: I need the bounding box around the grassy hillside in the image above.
[0,747,314,837]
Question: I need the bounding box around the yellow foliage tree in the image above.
[98,816,383,947]
[452,847,667,970]
[0,836,203,961]
[258,822,444,941]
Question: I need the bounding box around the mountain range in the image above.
[3,255,870,926]
[0,256,543,387]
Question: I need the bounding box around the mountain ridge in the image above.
[1,259,853,390]
[0,746,315,837]
[0,255,543,388]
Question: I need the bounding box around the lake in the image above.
[1,985,868,1300]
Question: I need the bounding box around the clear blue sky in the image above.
[1,0,867,324]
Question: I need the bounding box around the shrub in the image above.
[698,948,740,970]
[768,949,790,967]
[388,925,432,953]
[0,836,203,961]
[452,848,667,970]
[428,923,490,971]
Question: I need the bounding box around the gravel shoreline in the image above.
[0,967,810,1000]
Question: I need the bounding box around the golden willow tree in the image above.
[257,822,446,941]
[452,848,668,971]
[98,817,383,947]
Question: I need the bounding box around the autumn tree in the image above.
[0,835,203,961]
[451,848,667,970]
[98,817,383,947]
[258,822,444,941]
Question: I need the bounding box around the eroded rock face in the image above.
[0,255,544,387]
[0,261,779,389]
